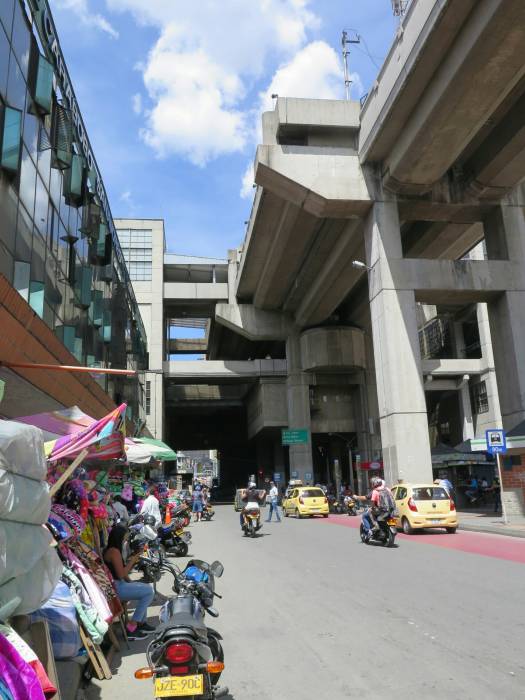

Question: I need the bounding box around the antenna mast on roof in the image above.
[391,1,410,20]
[341,30,360,100]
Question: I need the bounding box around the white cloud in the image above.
[240,161,255,199]
[120,190,132,203]
[105,0,320,164]
[132,93,142,115]
[259,41,343,114]
[55,0,119,38]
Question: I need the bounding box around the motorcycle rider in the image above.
[240,481,262,529]
[354,477,389,539]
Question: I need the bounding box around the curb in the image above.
[459,523,525,539]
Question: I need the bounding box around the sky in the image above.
[50,0,400,259]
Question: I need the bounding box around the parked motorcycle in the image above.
[134,558,228,699]
[241,503,261,537]
[344,495,358,516]
[169,503,191,528]
[158,521,192,558]
[360,510,397,547]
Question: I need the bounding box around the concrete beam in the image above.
[381,0,525,191]
[215,303,293,341]
[294,219,363,326]
[163,359,287,381]
[403,221,483,260]
[275,97,360,130]
[300,327,366,372]
[168,338,207,354]
[370,258,525,304]
[360,0,477,162]
[255,145,372,218]
[164,282,228,301]
[253,203,319,309]
[421,358,486,376]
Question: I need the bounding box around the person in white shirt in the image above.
[265,481,281,522]
[112,495,129,523]
[140,485,162,528]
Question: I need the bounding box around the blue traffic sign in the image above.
[486,429,507,454]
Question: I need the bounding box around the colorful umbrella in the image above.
[16,406,94,442]
[45,404,127,462]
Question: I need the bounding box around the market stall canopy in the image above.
[131,437,178,461]
[432,442,488,465]
[45,404,127,462]
[124,438,156,465]
[15,406,94,442]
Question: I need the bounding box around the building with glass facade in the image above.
[0,0,147,425]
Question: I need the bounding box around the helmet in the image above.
[371,477,382,488]
[248,482,256,489]
[143,514,157,527]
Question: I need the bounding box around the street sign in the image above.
[486,429,507,454]
[291,470,298,478]
[273,472,282,483]
[305,472,312,481]
[281,429,309,445]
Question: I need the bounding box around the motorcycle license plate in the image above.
[155,675,203,697]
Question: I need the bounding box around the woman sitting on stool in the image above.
[104,524,155,640]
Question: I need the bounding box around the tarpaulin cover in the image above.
[131,437,178,461]
[0,471,50,525]
[45,403,127,462]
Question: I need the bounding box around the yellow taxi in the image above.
[390,483,458,534]
[283,486,329,518]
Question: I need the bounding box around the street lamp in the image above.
[351,259,372,271]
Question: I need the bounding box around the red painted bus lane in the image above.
[321,514,525,564]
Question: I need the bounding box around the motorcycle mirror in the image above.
[207,606,219,618]
[210,561,224,577]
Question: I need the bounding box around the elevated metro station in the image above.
[117,0,525,515]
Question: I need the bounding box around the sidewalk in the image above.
[457,510,525,538]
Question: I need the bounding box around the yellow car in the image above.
[391,483,458,534]
[283,487,329,518]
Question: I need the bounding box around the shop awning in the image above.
[432,442,488,465]
[15,406,94,442]
[131,437,178,461]
[45,403,127,462]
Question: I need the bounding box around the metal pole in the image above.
[342,31,350,100]
[496,452,508,524]
[348,445,355,493]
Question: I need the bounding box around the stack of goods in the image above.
[0,422,62,617]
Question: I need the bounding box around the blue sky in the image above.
[51,0,399,259]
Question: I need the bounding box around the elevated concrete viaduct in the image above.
[118,0,525,514]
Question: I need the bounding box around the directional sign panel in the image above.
[281,429,309,445]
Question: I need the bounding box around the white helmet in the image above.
[371,476,382,488]
[249,482,256,489]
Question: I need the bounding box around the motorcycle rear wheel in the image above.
[174,541,189,557]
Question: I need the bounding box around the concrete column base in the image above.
[380,412,434,485]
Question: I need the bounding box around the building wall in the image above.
[500,454,525,517]
[115,219,165,438]
[0,0,147,420]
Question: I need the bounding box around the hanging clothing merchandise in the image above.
[63,551,112,623]
[67,540,122,618]
[0,633,45,700]
[60,568,108,645]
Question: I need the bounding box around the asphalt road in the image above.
[88,506,525,700]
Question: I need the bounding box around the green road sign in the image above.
[281,429,309,445]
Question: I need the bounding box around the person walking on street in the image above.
[192,485,204,522]
[140,484,162,527]
[266,481,281,522]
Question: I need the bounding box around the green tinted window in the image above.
[34,54,53,114]
[1,106,22,171]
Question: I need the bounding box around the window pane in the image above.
[13,259,30,300]
[34,174,48,237]
[7,53,26,111]
[1,106,22,172]
[0,241,14,283]
[23,109,38,163]
[0,25,10,100]
[37,137,51,189]
[31,230,46,282]
[18,146,36,216]
[0,172,18,252]
[34,54,53,114]
[11,0,30,78]
[15,202,32,262]
[0,0,14,40]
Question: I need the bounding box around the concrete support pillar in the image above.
[285,331,313,481]
[459,379,475,441]
[484,200,525,429]
[365,200,433,485]
[227,249,238,304]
